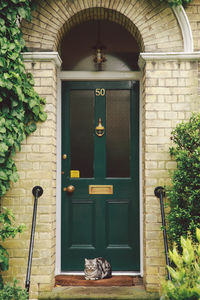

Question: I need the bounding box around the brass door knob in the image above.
[63,185,75,194]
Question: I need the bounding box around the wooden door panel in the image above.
[70,201,95,247]
[61,81,140,272]
[106,200,130,247]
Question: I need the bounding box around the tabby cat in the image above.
[84,257,112,280]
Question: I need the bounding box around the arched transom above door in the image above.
[21,0,184,53]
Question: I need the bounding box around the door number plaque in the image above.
[89,185,113,195]
[95,88,105,96]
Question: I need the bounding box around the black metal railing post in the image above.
[25,186,43,297]
[154,186,171,281]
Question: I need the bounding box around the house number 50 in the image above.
[95,88,105,96]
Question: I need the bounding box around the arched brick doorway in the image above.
[18,1,192,297]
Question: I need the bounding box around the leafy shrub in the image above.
[166,113,200,249]
[0,279,28,300]
[161,228,200,300]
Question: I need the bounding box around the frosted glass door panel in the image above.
[106,90,130,178]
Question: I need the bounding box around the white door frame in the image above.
[56,70,143,276]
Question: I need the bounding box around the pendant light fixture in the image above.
[93,21,106,71]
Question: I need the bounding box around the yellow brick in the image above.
[146,275,160,284]
[146,266,159,275]
[146,120,171,128]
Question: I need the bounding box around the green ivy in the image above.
[167,114,200,250]
[0,279,28,300]
[0,0,47,197]
[0,0,46,292]
[160,0,193,6]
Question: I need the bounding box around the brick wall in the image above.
[21,0,183,52]
[142,58,199,290]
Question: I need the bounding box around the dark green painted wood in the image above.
[94,88,106,179]
[61,81,140,272]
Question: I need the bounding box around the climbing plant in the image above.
[0,0,47,197]
[161,0,193,6]
[0,0,46,292]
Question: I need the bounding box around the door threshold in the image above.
[59,271,141,276]
[55,274,143,287]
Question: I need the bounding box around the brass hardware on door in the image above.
[63,154,67,160]
[89,185,113,195]
[63,185,75,194]
[95,118,105,137]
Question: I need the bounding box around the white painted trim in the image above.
[140,52,200,61]
[59,71,142,81]
[60,271,141,276]
[138,51,200,69]
[139,74,143,277]
[172,6,193,52]
[56,71,143,277]
[55,74,62,275]
[22,52,62,67]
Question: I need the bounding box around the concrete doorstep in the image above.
[38,286,160,300]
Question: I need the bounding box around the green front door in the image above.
[61,81,140,272]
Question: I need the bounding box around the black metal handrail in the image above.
[25,186,43,297]
[154,186,171,281]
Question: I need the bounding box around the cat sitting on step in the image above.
[84,257,112,280]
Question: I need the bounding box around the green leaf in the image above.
[197,245,200,257]
[15,85,22,96]
[9,43,16,50]
[9,52,19,60]
[39,111,47,121]
[29,98,37,108]
[194,261,200,274]
[0,184,7,196]
[18,7,27,18]
[0,245,9,271]
[28,122,37,133]
[0,78,5,87]
[33,106,40,116]
[0,142,8,153]
[3,73,10,80]
[0,170,8,181]
[10,172,19,183]
[197,228,200,243]
[0,57,5,67]
[0,157,6,163]
[10,27,19,36]
[0,127,6,134]
[0,19,5,26]
[5,80,13,90]
[169,248,183,268]
[167,266,181,281]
